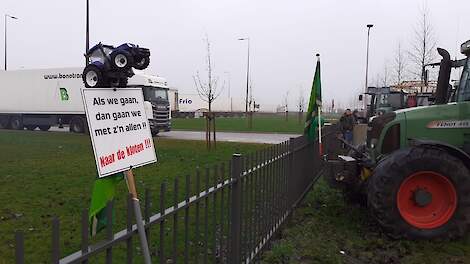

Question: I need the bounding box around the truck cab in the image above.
[128,71,171,135]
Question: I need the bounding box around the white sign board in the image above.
[81,88,157,178]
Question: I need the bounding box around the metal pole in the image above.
[4,14,18,71]
[246,39,250,114]
[85,0,90,65]
[229,154,242,264]
[364,24,373,111]
[4,14,7,71]
[239,38,250,114]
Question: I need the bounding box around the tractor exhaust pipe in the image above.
[435,48,451,104]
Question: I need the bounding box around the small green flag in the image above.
[304,55,323,141]
[89,173,124,236]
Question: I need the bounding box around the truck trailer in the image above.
[0,67,171,135]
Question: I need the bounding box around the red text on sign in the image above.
[100,153,115,168]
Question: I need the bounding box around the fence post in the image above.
[81,209,89,264]
[287,138,296,210]
[229,154,242,264]
[15,231,24,264]
[51,217,60,264]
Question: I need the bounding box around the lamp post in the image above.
[224,71,232,112]
[4,14,18,71]
[238,37,250,114]
[364,24,373,111]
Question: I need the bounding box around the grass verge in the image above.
[0,130,264,263]
[261,179,470,264]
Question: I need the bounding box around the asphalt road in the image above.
[159,130,300,144]
[45,126,300,144]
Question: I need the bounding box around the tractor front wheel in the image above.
[367,146,470,239]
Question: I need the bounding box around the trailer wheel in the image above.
[368,146,470,239]
[83,65,105,88]
[0,116,10,129]
[25,125,37,131]
[70,117,88,133]
[134,57,150,70]
[39,125,51,131]
[110,50,133,69]
[10,116,23,130]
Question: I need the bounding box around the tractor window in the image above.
[457,59,470,102]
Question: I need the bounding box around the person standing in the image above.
[340,109,354,146]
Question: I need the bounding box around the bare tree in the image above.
[382,61,389,87]
[283,91,289,121]
[193,35,224,149]
[408,3,437,90]
[297,87,306,124]
[394,42,407,86]
[193,35,224,113]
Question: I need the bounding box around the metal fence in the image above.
[14,125,339,264]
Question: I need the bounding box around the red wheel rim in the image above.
[397,171,457,229]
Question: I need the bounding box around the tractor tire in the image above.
[134,56,150,70]
[69,117,88,134]
[10,116,23,130]
[83,65,105,88]
[25,125,37,131]
[110,50,133,69]
[39,125,51,131]
[367,146,470,239]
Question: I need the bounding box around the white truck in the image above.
[168,90,246,118]
[0,67,171,135]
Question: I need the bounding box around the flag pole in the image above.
[316,53,323,156]
[124,169,152,264]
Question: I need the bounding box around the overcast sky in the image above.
[2,0,470,110]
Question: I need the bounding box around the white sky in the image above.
[2,0,470,110]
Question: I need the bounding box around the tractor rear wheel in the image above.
[367,146,470,239]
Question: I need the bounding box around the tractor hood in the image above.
[398,102,465,148]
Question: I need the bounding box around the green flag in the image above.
[304,55,323,141]
[89,173,123,236]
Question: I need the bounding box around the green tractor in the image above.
[330,40,470,239]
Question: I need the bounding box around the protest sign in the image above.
[81,88,157,178]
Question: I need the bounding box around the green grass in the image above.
[261,179,470,264]
[172,113,338,134]
[0,130,264,263]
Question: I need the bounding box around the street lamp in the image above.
[4,14,18,71]
[364,24,373,111]
[224,71,231,99]
[238,37,250,114]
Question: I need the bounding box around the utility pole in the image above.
[364,24,373,110]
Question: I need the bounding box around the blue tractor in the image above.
[83,43,151,88]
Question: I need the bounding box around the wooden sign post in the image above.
[81,88,157,264]
[124,169,152,264]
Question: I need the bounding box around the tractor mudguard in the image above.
[410,139,470,170]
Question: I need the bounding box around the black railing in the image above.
[14,125,339,264]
